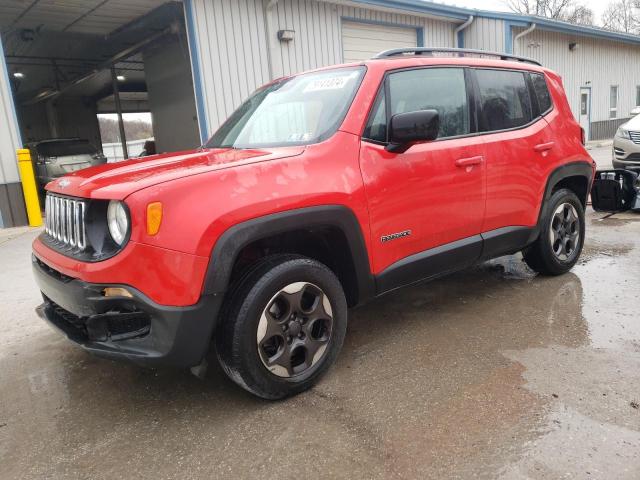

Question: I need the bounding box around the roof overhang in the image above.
[348,0,640,46]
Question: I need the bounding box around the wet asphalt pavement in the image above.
[2,148,639,479]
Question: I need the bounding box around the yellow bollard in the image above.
[16,148,43,227]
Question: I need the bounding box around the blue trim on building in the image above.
[351,0,469,20]
[183,0,209,144]
[341,16,425,50]
[503,20,530,54]
[355,0,640,47]
[457,30,464,48]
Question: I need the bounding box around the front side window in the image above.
[206,67,365,149]
[476,69,533,132]
[387,68,470,139]
[531,73,553,114]
[610,85,618,119]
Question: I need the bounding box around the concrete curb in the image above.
[586,139,613,150]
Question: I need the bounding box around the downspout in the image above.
[513,23,536,55]
[454,15,474,49]
[263,0,280,80]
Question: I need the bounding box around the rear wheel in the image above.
[215,254,347,399]
[523,188,585,275]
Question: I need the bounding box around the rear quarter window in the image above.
[531,73,553,114]
[475,69,533,132]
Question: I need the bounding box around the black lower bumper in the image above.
[32,255,223,368]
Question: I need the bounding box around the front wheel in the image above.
[215,255,347,399]
[523,188,585,276]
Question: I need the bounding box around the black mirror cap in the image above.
[386,109,440,153]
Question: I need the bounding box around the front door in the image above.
[359,67,486,287]
[579,87,591,141]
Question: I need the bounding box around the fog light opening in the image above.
[103,287,134,298]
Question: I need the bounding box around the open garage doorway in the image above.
[1,1,201,180]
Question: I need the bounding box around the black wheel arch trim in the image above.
[202,205,376,305]
[529,160,594,243]
[542,160,594,206]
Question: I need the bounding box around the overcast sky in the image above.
[442,0,608,24]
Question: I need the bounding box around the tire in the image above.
[523,188,585,276]
[215,254,348,399]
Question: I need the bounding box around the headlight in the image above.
[616,127,630,139]
[107,200,129,246]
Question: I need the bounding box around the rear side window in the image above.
[476,69,533,132]
[387,68,470,138]
[531,73,553,114]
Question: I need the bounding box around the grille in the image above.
[629,130,640,144]
[45,194,87,250]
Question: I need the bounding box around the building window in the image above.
[581,93,588,116]
[610,85,618,119]
[636,86,640,107]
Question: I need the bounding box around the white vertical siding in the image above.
[190,0,456,133]
[189,0,270,135]
[513,27,640,123]
[272,0,455,74]
[0,38,21,186]
[464,17,505,53]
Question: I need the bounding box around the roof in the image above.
[353,0,640,47]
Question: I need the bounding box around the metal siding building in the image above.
[186,0,640,139]
[0,37,24,228]
[186,0,458,135]
[4,0,640,227]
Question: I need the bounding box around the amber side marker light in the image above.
[103,287,133,298]
[146,202,163,236]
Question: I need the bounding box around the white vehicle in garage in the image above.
[613,115,640,170]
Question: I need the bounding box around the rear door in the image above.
[474,68,552,235]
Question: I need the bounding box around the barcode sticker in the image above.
[303,75,353,92]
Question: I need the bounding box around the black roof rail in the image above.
[371,47,542,66]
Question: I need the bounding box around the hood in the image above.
[45,146,305,199]
[624,114,640,131]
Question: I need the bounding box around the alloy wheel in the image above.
[549,202,580,262]
[257,282,333,378]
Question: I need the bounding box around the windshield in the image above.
[206,66,365,149]
[37,140,97,157]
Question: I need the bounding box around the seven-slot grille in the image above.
[45,194,87,250]
[629,130,640,144]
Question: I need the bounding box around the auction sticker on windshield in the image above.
[303,74,356,93]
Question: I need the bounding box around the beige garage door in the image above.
[342,20,418,63]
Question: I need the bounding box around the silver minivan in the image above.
[28,138,107,190]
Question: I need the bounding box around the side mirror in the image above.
[386,109,440,153]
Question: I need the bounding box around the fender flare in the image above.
[530,160,594,241]
[202,205,375,305]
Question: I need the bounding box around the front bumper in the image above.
[612,136,640,170]
[33,254,223,368]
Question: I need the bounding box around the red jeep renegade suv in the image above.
[33,48,596,399]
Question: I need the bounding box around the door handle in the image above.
[534,142,555,152]
[455,156,484,168]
